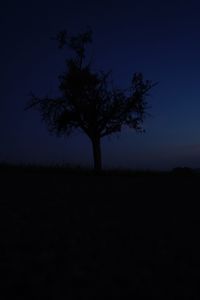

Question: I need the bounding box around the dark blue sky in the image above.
[1,0,200,170]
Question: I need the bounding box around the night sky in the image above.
[1,0,200,170]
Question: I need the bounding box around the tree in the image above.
[26,29,156,172]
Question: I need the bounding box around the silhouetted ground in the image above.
[0,165,200,298]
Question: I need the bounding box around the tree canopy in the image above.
[27,29,156,171]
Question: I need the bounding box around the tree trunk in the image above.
[91,137,102,172]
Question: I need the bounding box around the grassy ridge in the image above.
[0,162,196,176]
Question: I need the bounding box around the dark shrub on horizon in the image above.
[171,166,194,175]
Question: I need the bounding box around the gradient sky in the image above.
[1,0,200,170]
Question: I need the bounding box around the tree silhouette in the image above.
[26,29,156,172]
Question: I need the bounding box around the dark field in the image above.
[1,168,200,298]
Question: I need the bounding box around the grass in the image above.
[0,163,200,298]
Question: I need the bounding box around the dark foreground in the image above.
[1,170,200,298]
